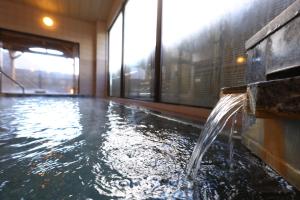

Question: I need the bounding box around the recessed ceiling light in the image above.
[43,16,54,27]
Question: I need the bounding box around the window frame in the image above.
[108,0,162,102]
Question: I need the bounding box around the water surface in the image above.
[0,97,299,199]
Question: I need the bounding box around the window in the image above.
[109,13,123,97]
[123,0,158,100]
[0,48,78,94]
[0,29,79,95]
[108,0,295,108]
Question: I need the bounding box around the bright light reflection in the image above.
[13,99,82,148]
[29,47,47,54]
[15,52,75,75]
[69,88,74,94]
[109,13,123,74]
[163,0,251,47]
[29,47,64,56]
[46,49,64,56]
[74,57,79,76]
[123,0,157,66]
[92,103,187,198]
[236,56,246,64]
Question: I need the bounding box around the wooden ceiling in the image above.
[4,0,114,22]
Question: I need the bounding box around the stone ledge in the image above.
[247,76,300,119]
[108,97,211,123]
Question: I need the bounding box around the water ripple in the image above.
[0,97,299,199]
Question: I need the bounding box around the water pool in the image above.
[0,97,299,199]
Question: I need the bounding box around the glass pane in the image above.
[123,0,157,100]
[0,48,78,94]
[161,0,295,107]
[109,13,123,97]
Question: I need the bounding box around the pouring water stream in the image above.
[186,94,246,178]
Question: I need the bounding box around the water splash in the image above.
[187,94,246,178]
[228,111,238,170]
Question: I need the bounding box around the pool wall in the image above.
[242,118,300,190]
[109,97,211,123]
[220,79,300,190]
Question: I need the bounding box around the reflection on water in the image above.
[94,105,193,198]
[0,97,299,199]
[0,97,195,199]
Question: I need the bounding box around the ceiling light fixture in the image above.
[43,16,54,27]
[236,56,246,64]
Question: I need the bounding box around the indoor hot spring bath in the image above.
[0,97,299,199]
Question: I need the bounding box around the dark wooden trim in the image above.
[76,46,80,95]
[0,28,80,58]
[107,26,111,97]
[0,28,79,46]
[0,73,2,93]
[107,1,129,98]
[0,46,2,93]
[221,85,247,95]
[109,96,211,123]
[0,70,2,94]
[120,4,126,98]
[118,95,213,110]
[154,0,163,102]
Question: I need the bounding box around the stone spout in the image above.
[221,76,300,120]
